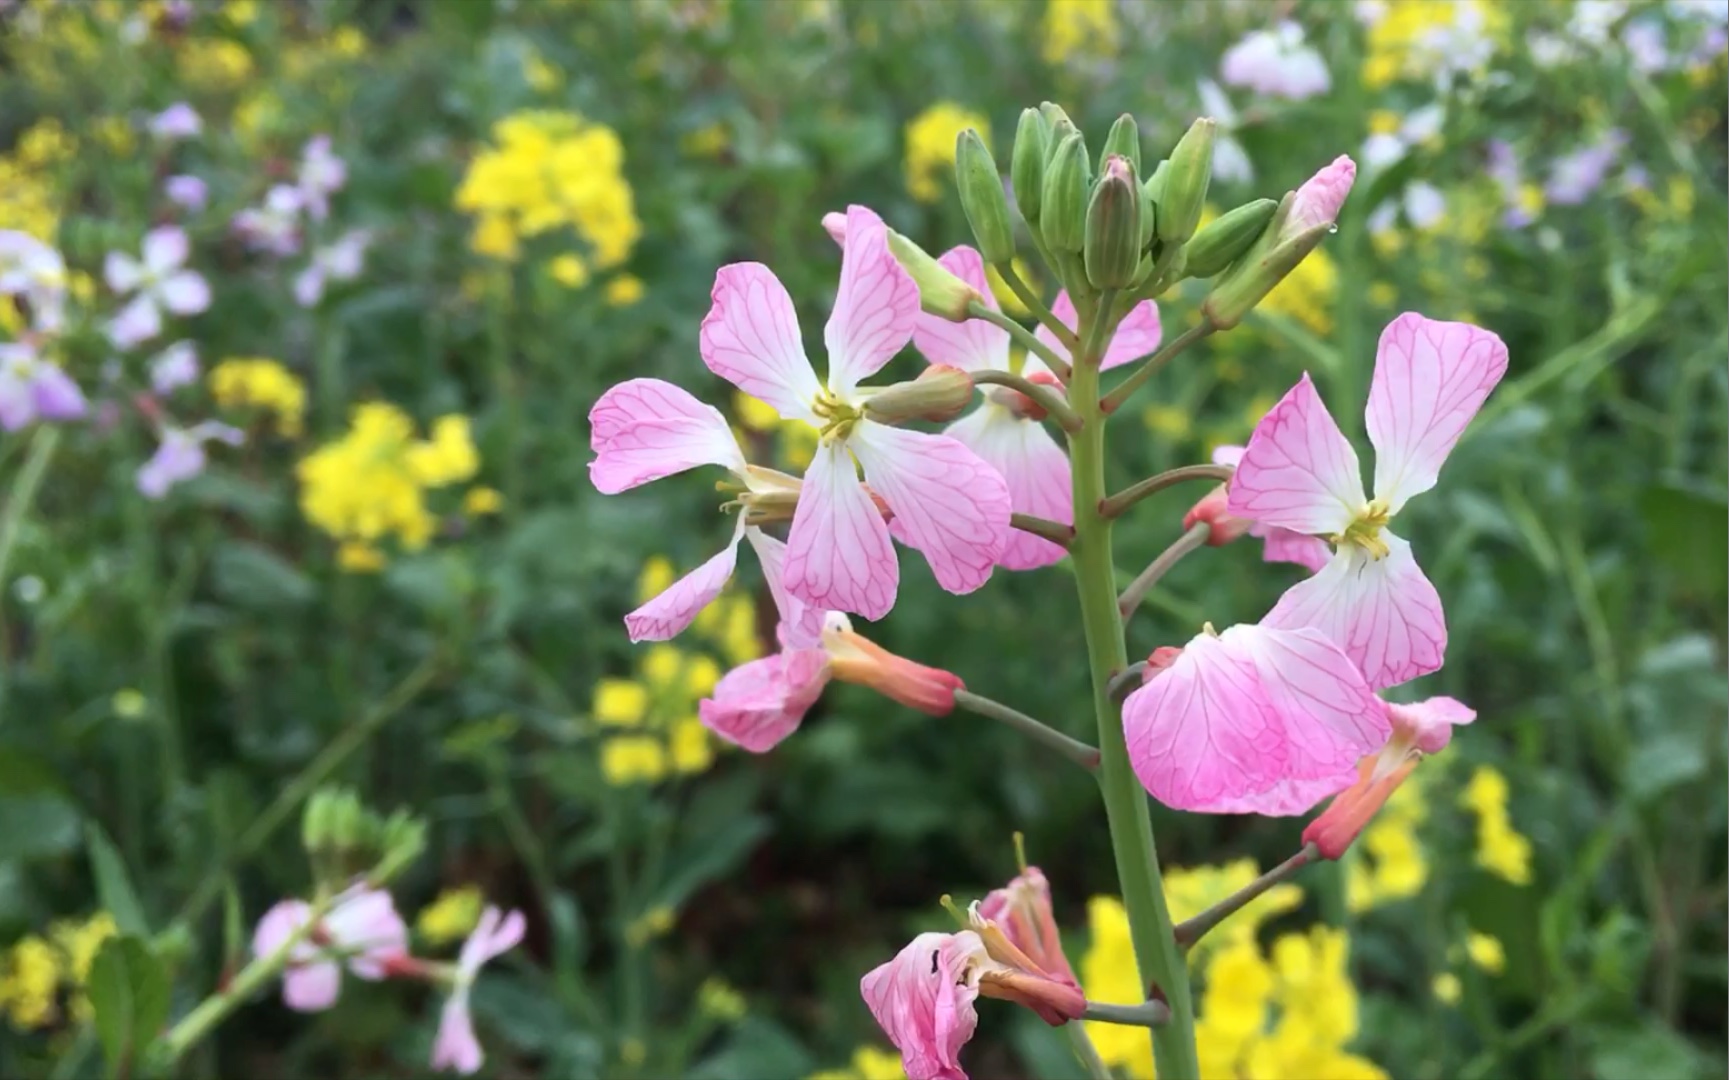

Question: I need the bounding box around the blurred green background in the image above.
[0,0,1725,1077]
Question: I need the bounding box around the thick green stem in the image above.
[1067,357,1199,1079]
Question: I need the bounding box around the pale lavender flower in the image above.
[0,342,86,430]
[149,341,199,395]
[136,421,243,499]
[105,226,210,349]
[1220,22,1332,101]
[1545,129,1629,205]
[0,231,68,333]
[298,136,347,222]
[1625,21,1673,71]
[234,186,304,256]
[149,103,202,141]
[165,174,208,212]
[1486,139,1536,228]
[1197,80,1253,185]
[431,907,525,1075]
[294,230,371,307]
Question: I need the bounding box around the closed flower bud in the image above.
[1281,154,1356,240]
[825,616,964,716]
[1085,155,1142,289]
[1040,132,1089,253]
[302,790,336,855]
[1101,113,1142,176]
[1038,101,1075,138]
[1183,198,1279,278]
[1201,207,1329,330]
[863,364,976,425]
[1137,180,1157,251]
[1011,108,1050,224]
[885,229,986,321]
[1157,118,1216,246]
[955,130,1017,265]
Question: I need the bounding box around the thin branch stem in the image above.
[969,369,1081,432]
[1118,521,1212,620]
[1106,662,1147,703]
[1100,323,1214,414]
[995,259,1078,354]
[1067,1023,1114,1080]
[1010,512,1074,549]
[1174,844,1318,950]
[1083,998,1173,1028]
[0,426,60,681]
[951,689,1099,771]
[968,300,1072,383]
[1100,466,1233,520]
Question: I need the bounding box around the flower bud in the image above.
[1282,154,1356,239]
[1038,101,1075,141]
[991,369,1064,421]
[823,617,964,716]
[1137,180,1157,251]
[1182,198,1278,279]
[1040,132,1089,253]
[1085,155,1142,289]
[1201,208,1330,330]
[884,229,985,322]
[863,364,976,425]
[302,789,336,856]
[1101,113,1142,176]
[1011,108,1050,225]
[1157,118,1216,246]
[1183,484,1251,545]
[1144,646,1184,679]
[955,130,1017,266]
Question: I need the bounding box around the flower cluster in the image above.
[1039,0,1119,66]
[210,356,308,437]
[592,637,725,785]
[0,913,116,1031]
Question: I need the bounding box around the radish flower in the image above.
[431,905,525,1074]
[0,342,85,430]
[1227,313,1508,690]
[104,225,210,349]
[1183,445,1332,572]
[252,885,409,1012]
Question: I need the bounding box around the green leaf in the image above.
[85,824,148,937]
[87,936,170,1077]
[0,793,81,861]
[651,813,769,911]
[1641,483,1729,603]
[210,541,315,611]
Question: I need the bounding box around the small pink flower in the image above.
[149,102,202,141]
[104,226,210,349]
[136,421,243,499]
[976,867,1076,987]
[1183,445,1332,572]
[298,135,348,221]
[1121,622,1390,815]
[295,230,371,307]
[234,185,305,257]
[252,885,409,1012]
[701,206,1012,619]
[1284,154,1357,237]
[148,340,199,396]
[431,906,526,1075]
[1226,313,1508,689]
[0,342,85,430]
[165,174,208,212]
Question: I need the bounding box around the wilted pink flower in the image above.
[148,340,198,395]
[1123,622,1390,815]
[104,226,210,349]
[1183,445,1333,571]
[1303,695,1475,857]
[165,174,209,213]
[431,906,525,1075]
[1227,313,1507,690]
[0,342,85,430]
[1220,22,1333,101]
[1284,155,1357,237]
[295,230,371,307]
[234,185,305,256]
[975,867,1076,986]
[149,102,202,140]
[699,206,1010,620]
[252,885,409,1012]
[136,421,243,499]
[0,231,67,333]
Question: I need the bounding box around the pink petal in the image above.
[1366,313,1509,514]
[745,527,825,649]
[1030,290,1078,371]
[1227,373,1365,536]
[1204,769,1362,816]
[253,900,315,961]
[699,648,832,751]
[588,378,746,494]
[821,211,848,246]
[143,226,189,274]
[624,523,744,641]
[108,295,162,349]
[784,440,899,619]
[1229,623,1390,778]
[860,931,981,1080]
[282,961,342,1012]
[910,246,1009,373]
[1253,523,1335,573]
[823,205,918,395]
[157,270,210,315]
[1390,694,1475,754]
[104,251,143,293]
[1098,300,1162,372]
[459,906,525,974]
[851,421,1010,595]
[324,887,408,979]
[1287,155,1357,234]
[1212,444,1245,468]
[1122,632,1289,812]
[1263,531,1446,691]
[945,404,1070,570]
[700,263,822,422]
[431,990,482,1074]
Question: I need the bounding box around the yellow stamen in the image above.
[1335,498,1392,559]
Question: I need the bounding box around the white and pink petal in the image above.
[944,404,1070,571]
[700,263,822,423]
[624,520,745,642]
[783,440,900,620]
[1227,373,1365,536]
[824,205,918,395]
[588,378,746,494]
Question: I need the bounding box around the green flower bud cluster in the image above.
[303,785,427,887]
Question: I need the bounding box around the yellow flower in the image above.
[1465,931,1505,974]
[594,678,650,727]
[338,542,386,572]
[111,688,147,719]
[51,914,115,986]
[623,905,675,944]
[1362,0,1505,88]
[621,1037,647,1066]
[417,886,483,946]
[473,215,521,261]
[605,274,644,307]
[669,716,714,774]
[1201,940,1274,1041]
[179,38,255,90]
[17,119,75,169]
[637,557,676,604]
[903,103,989,203]
[550,254,590,288]
[731,391,780,433]
[329,26,368,58]
[210,358,307,437]
[1041,0,1118,65]
[1433,972,1462,1004]
[524,51,561,93]
[463,486,504,516]
[1460,765,1533,884]
[1367,281,1398,308]
[1,936,62,1030]
[224,0,260,26]
[697,976,746,1022]
[681,122,730,159]
[1258,247,1337,335]
[1164,859,1303,951]
[1081,896,1155,1077]
[851,1046,908,1080]
[407,416,480,487]
[602,736,667,785]
[1143,404,1192,442]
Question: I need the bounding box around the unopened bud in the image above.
[994,370,1064,421]
[863,364,975,425]
[1011,108,1051,225]
[1144,646,1184,679]
[330,790,363,853]
[1137,180,1157,251]
[1183,198,1278,278]
[885,229,985,321]
[1183,484,1250,545]
[1201,212,1331,330]
[1157,118,1216,246]
[1038,101,1075,144]
[1282,154,1356,240]
[1085,155,1142,290]
[1101,113,1142,176]
[955,130,1016,266]
[1040,133,1089,253]
[824,622,964,716]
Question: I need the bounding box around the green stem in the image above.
[1099,323,1214,415]
[1099,465,1233,520]
[1117,521,1211,621]
[1081,288,1119,366]
[1082,998,1172,1027]
[1068,351,1199,1079]
[1066,1024,1113,1080]
[994,258,1078,353]
[1009,512,1074,549]
[0,425,59,710]
[968,369,1081,432]
[1174,844,1316,949]
[951,689,1098,771]
[967,300,1071,382]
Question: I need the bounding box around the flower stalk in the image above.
[967,299,1072,382]
[994,258,1077,354]
[1174,843,1319,950]
[969,368,1081,431]
[1009,512,1074,549]
[1118,520,1213,620]
[1099,322,1214,414]
[1099,465,1235,520]
[951,689,1099,771]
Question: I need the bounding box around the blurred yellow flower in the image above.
[1461,765,1533,885]
[463,486,504,516]
[224,0,260,26]
[523,51,562,93]
[1346,778,1428,912]
[407,416,480,487]
[697,976,746,1022]
[1465,931,1505,974]
[623,905,675,944]
[0,936,61,1030]
[1259,248,1337,335]
[669,716,714,774]
[985,259,1036,318]
[605,274,645,307]
[50,914,114,987]
[1433,971,1462,1003]
[1362,0,1505,89]
[17,119,75,170]
[211,358,308,437]
[603,736,667,785]
[637,557,676,603]
[338,542,386,572]
[734,392,781,433]
[1041,0,1118,65]
[179,38,255,90]
[1143,404,1192,442]
[549,254,590,288]
[111,688,147,719]
[807,1045,910,1080]
[904,103,988,203]
[594,678,650,727]
[417,886,483,946]
[681,122,730,159]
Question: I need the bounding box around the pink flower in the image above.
[148,340,199,396]
[0,342,85,430]
[701,206,1011,619]
[588,378,823,644]
[1226,313,1508,689]
[0,231,67,333]
[1183,445,1332,572]
[975,867,1076,987]
[431,906,526,1075]
[234,185,305,257]
[295,230,371,307]
[104,226,210,349]
[148,102,202,141]
[1303,695,1475,858]
[1220,22,1332,101]
[700,611,963,752]
[252,885,409,1012]
[907,245,1160,569]
[136,421,243,499]
[165,174,208,212]
[298,135,347,221]
[1284,155,1357,237]
[1121,622,1390,815]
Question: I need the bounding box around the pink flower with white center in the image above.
[1183,445,1333,572]
[1304,695,1475,858]
[234,185,305,257]
[699,609,964,752]
[431,905,526,1075]
[136,421,243,499]
[298,135,348,221]
[252,885,409,1012]
[104,226,210,349]
[1220,21,1333,101]
[0,341,85,430]
[906,245,1160,570]
[1121,622,1390,815]
[1227,312,1509,690]
[703,205,1011,618]
[589,377,825,643]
